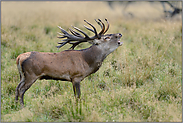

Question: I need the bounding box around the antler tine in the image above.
[95,19,103,29]
[57,32,66,38]
[58,26,70,36]
[69,28,84,38]
[56,40,70,49]
[103,18,109,34]
[84,19,105,34]
[97,19,105,35]
[84,25,95,33]
[72,26,90,39]
[69,41,83,49]
[84,20,99,39]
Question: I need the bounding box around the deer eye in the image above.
[104,37,110,40]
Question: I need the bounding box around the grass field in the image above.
[1,1,182,122]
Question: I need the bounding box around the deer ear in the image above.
[88,41,94,44]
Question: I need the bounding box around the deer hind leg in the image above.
[15,63,25,103]
[15,77,25,103]
[16,65,37,107]
[18,76,37,108]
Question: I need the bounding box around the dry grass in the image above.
[1,1,182,122]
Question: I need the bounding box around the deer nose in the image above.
[118,33,122,37]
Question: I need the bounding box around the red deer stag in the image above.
[15,19,123,107]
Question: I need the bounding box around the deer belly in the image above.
[39,74,71,81]
[39,73,71,81]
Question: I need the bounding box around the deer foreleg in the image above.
[72,82,81,99]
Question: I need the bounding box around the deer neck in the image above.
[81,45,109,73]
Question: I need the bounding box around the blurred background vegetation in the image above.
[1,1,182,122]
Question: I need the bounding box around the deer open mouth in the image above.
[118,40,123,46]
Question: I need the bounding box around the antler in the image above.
[57,19,109,50]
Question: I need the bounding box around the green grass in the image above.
[1,1,182,122]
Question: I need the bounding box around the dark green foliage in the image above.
[44,26,52,35]
[25,33,37,42]
[10,25,20,31]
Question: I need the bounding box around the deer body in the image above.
[15,19,122,107]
